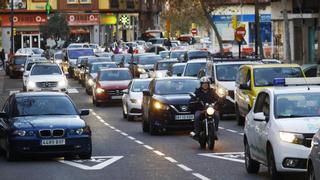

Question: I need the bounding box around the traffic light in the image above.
[13,28,16,36]
[231,15,237,29]
[46,0,51,15]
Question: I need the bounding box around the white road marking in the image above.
[218,127,225,130]
[177,164,192,171]
[226,129,238,133]
[115,129,121,133]
[58,156,123,170]
[96,116,102,120]
[109,126,115,129]
[198,152,245,164]
[165,157,177,163]
[153,150,165,156]
[121,132,128,136]
[99,119,105,123]
[192,173,211,180]
[128,136,136,140]
[143,145,154,150]
[103,122,109,126]
[67,88,79,94]
[135,140,144,145]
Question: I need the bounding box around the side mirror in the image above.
[79,109,90,116]
[0,111,8,118]
[253,112,266,121]
[143,90,151,96]
[240,83,250,90]
[122,89,129,94]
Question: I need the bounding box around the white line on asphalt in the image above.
[153,150,165,156]
[239,133,244,136]
[92,112,97,116]
[99,119,105,123]
[96,115,102,120]
[104,122,109,126]
[115,129,121,133]
[165,156,177,163]
[226,129,238,133]
[109,126,115,129]
[218,127,225,130]
[121,132,128,136]
[177,164,192,171]
[135,140,144,145]
[192,173,211,180]
[143,145,154,150]
[128,136,136,140]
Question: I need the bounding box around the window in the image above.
[127,0,134,9]
[67,0,78,4]
[79,0,92,4]
[253,92,270,117]
[110,0,119,8]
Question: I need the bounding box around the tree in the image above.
[39,13,70,47]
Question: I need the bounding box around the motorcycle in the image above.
[189,90,226,150]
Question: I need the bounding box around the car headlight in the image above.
[58,80,67,87]
[96,87,104,94]
[20,67,25,72]
[12,130,34,136]
[206,107,215,116]
[27,81,36,89]
[154,101,169,110]
[137,67,146,73]
[216,87,228,98]
[69,127,90,135]
[279,132,304,144]
[88,78,94,86]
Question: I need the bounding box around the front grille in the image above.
[39,130,51,137]
[130,108,142,113]
[173,104,190,113]
[303,133,314,148]
[53,129,64,137]
[107,90,124,95]
[36,81,58,88]
[228,90,234,99]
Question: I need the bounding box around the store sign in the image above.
[1,14,47,27]
[212,14,271,23]
[100,14,117,25]
[67,14,99,26]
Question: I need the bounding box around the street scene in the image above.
[0,0,320,180]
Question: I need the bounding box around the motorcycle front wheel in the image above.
[207,123,215,150]
[199,132,206,149]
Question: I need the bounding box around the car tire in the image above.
[23,85,26,92]
[149,114,158,135]
[79,150,92,160]
[308,161,316,180]
[199,132,206,149]
[92,96,101,107]
[6,139,16,161]
[267,146,282,180]
[244,139,260,173]
[207,124,215,150]
[236,105,244,126]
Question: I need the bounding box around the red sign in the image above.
[235,26,246,42]
[191,28,197,35]
[67,14,99,26]
[1,14,48,27]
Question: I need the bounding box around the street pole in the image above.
[10,0,14,52]
[282,0,292,63]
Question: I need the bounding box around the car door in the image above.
[0,96,12,149]
[237,67,252,116]
[254,92,270,163]
[123,81,132,107]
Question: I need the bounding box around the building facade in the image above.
[0,0,162,53]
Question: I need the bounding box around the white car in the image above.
[244,77,320,179]
[16,48,44,57]
[26,63,68,93]
[182,59,207,77]
[122,79,151,121]
[23,57,48,91]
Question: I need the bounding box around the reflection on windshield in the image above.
[254,67,303,86]
[275,93,320,118]
[68,49,94,59]
[100,70,132,81]
[155,79,199,95]
[14,57,26,65]
[216,64,242,81]
[157,62,175,70]
[91,64,117,73]
[172,65,185,75]
[31,65,62,75]
[139,56,162,65]
[170,52,185,59]
[132,81,151,92]
[184,63,206,76]
[13,96,77,117]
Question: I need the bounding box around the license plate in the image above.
[175,114,194,120]
[111,96,122,100]
[41,139,65,146]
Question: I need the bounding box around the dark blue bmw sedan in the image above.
[0,92,92,161]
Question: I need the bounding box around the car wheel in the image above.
[244,139,260,173]
[236,105,244,126]
[92,96,100,107]
[9,71,14,79]
[142,119,149,132]
[149,113,158,135]
[23,85,26,92]
[267,146,281,180]
[199,132,206,149]
[308,162,315,180]
[6,139,16,161]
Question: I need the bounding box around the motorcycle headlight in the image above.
[279,132,304,144]
[27,81,36,89]
[216,87,228,98]
[154,101,169,110]
[88,78,94,86]
[96,87,104,94]
[206,107,215,116]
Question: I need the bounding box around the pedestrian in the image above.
[0,48,5,68]
[44,46,51,60]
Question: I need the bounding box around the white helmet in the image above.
[200,76,211,84]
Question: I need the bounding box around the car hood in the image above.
[215,81,235,91]
[100,80,130,90]
[28,75,65,82]
[129,92,143,100]
[153,94,191,105]
[12,115,85,129]
[277,117,320,134]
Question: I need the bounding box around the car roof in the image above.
[100,68,129,71]
[214,60,261,65]
[170,50,187,52]
[173,63,186,66]
[91,61,116,65]
[264,86,320,95]
[246,63,302,69]
[186,59,207,63]
[132,78,152,82]
[157,59,178,63]
[67,48,93,50]
[15,92,67,98]
[33,63,58,66]
[154,76,198,81]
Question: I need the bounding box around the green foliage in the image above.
[40,13,70,41]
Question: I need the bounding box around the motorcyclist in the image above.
[191,76,221,138]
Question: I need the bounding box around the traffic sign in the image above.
[119,15,130,25]
[234,26,246,42]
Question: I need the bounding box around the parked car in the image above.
[142,77,200,135]
[92,68,132,106]
[122,79,152,121]
[0,92,91,161]
[26,63,68,93]
[6,55,28,78]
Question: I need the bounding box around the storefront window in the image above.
[5,0,27,9]
[110,0,119,8]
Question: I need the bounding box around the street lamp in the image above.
[10,0,14,52]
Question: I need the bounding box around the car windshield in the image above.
[139,56,162,65]
[184,62,206,76]
[68,49,94,59]
[113,54,132,63]
[13,96,78,117]
[254,67,303,86]
[157,62,175,70]
[170,51,185,59]
[31,65,62,75]
[216,64,242,81]
[172,65,185,75]
[149,39,164,44]
[91,63,117,73]
[155,79,199,95]
[159,51,169,59]
[275,93,320,118]
[31,49,43,54]
[131,80,151,92]
[188,51,208,60]
[54,53,63,60]
[100,70,132,81]
[14,57,26,65]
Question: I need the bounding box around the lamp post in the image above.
[10,0,14,52]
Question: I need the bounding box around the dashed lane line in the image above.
[91,110,211,180]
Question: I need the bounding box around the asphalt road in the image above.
[0,71,307,180]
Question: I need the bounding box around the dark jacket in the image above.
[190,87,220,112]
[0,50,5,61]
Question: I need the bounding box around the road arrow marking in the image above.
[198,152,245,163]
[58,156,123,170]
